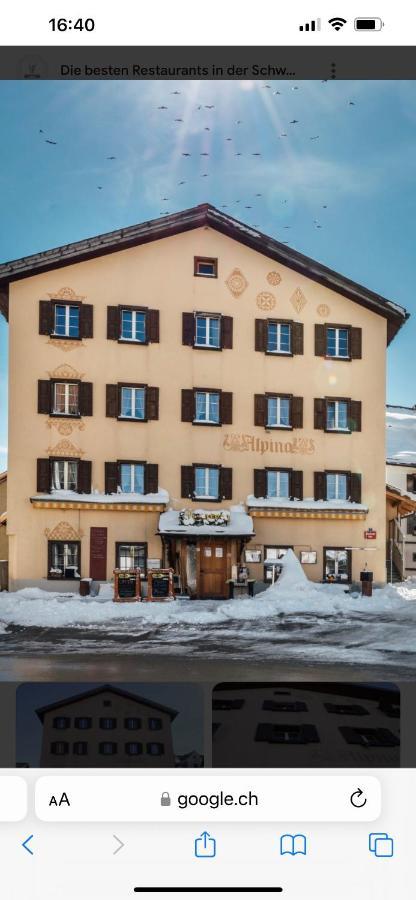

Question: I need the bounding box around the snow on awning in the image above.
[158,506,255,537]
[247,495,368,520]
[30,489,169,511]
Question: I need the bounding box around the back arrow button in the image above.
[22,835,34,855]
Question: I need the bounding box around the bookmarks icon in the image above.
[280,833,307,855]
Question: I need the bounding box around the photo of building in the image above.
[386,404,416,579]
[16,682,204,767]
[0,204,408,595]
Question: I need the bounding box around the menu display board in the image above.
[113,568,142,602]
[147,569,175,602]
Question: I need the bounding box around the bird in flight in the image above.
[225,137,232,141]
[348,100,356,106]
[255,193,262,197]
[45,139,57,145]
[178,181,186,185]
[182,152,191,157]
[205,105,215,109]
[157,105,168,110]
[309,136,319,141]
[174,118,184,123]
[204,127,210,131]
[245,205,252,209]
[97,186,103,190]
[290,119,299,124]
[273,91,281,95]
[322,205,328,209]
[235,152,242,156]
[252,152,261,156]
[161,197,169,201]
[292,86,299,90]
[106,155,116,159]
[235,120,243,125]
[280,133,287,137]
[200,152,209,156]
[201,173,209,177]
[170,90,181,95]
[39,128,44,133]
[262,84,271,89]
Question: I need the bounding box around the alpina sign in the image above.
[223,433,316,455]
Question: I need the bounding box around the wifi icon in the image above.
[328,16,347,30]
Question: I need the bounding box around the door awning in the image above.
[158,506,255,537]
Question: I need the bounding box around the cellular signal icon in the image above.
[328,17,347,30]
[299,18,321,31]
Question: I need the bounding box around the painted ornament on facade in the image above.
[256,291,276,311]
[290,287,307,315]
[225,268,248,297]
[44,521,83,541]
[47,287,86,302]
[46,418,85,435]
[46,338,86,352]
[47,363,85,381]
[46,439,85,458]
[223,433,315,455]
[266,271,282,286]
[317,303,331,317]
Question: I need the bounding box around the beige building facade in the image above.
[0,204,408,595]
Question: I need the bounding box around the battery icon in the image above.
[354,17,383,30]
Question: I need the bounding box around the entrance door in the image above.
[89,527,107,581]
[199,539,228,598]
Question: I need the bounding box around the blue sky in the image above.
[1,78,416,471]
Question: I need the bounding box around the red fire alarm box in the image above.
[364,529,377,540]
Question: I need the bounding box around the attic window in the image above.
[194,257,218,278]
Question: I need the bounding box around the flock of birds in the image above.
[38,83,358,243]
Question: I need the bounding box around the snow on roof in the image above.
[386,405,416,466]
[31,489,169,505]
[247,495,368,511]
[159,506,255,536]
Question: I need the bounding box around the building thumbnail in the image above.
[0,204,408,594]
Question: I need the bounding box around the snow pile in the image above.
[159,505,254,535]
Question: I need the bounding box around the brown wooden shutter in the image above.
[291,470,303,500]
[37,458,51,493]
[181,389,194,423]
[254,469,267,498]
[220,467,233,500]
[148,309,160,343]
[220,392,233,425]
[350,473,362,503]
[181,465,194,498]
[145,463,159,494]
[255,319,267,352]
[254,394,266,427]
[39,300,52,335]
[315,324,326,357]
[292,321,304,355]
[38,380,51,415]
[407,474,416,493]
[80,304,93,338]
[79,382,93,417]
[105,462,118,494]
[107,306,119,340]
[78,460,92,494]
[314,398,326,430]
[221,315,233,349]
[314,471,326,500]
[182,312,195,346]
[147,386,159,420]
[349,400,362,432]
[291,396,303,429]
[350,327,362,359]
[106,384,118,418]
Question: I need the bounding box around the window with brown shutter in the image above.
[181,389,194,423]
[144,463,159,494]
[219,467,233,500]
[39,300,53,335]
[407,474,416,493]
[292,322,304,355]
[80,304,94,339]
[254,469,267,498]
[350,327,362,359]
[291,470,303,500]
[42,300,92,340]
[79,382,93,417]
[107,306,119,340]
[254,394,267,427]
[181,465,194,499]
[315,324,326,357]
[291,397,303,429]
[350,473,362,503]
[314,398,326,430]
[182,313,195,346]
[146,386,159,421]
[349,400,362,432]
[147,309,160,343]
[38,380,51,415]
[105,461,118,494]
[221,315,233,349]
[314,471,326,500]
[37,458,50,493]
[220,392,233,425]
[255,319,267,352]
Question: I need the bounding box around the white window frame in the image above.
[119,463,145,494]
[194,466,220,499]
[267,322,291,354]
[267,396,291,429]
[120,309,146,343]
[266,470,290,499]
[326,399,350,432]
[327,327,349,359]
[194,391,220,424]
[195,258,217,277]
[53,303,80,338]
[51,459,78,492]
[120,386,146,420]
[53,382,79,416]
[326,472,348,501]
[195,315,221,348]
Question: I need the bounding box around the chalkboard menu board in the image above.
[147,569,175,602]
[113,568,141,602]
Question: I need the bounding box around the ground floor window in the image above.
[116,542,147,573]
[323,547,351,583]
[48,541,81,579]
[264,546,293,582]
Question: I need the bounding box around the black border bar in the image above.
[133,890,283,894]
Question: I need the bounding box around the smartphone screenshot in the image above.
[0,2,415,896]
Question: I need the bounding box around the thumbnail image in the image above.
[0,80,415,679]
[16,682,204,767]
[212,683,400,767]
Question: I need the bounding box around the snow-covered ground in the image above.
[0,551,415,670]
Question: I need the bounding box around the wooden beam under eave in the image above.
[0,288,8,322]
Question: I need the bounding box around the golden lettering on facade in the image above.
[223,433,315,455]
[225,268,249,297]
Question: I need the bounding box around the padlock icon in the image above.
[161,791,171,807]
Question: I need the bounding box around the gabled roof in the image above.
[36,683,178,722]
[0,203,408,343]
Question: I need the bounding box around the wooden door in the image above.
[89,527,107,580]
[199,539,228,598]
